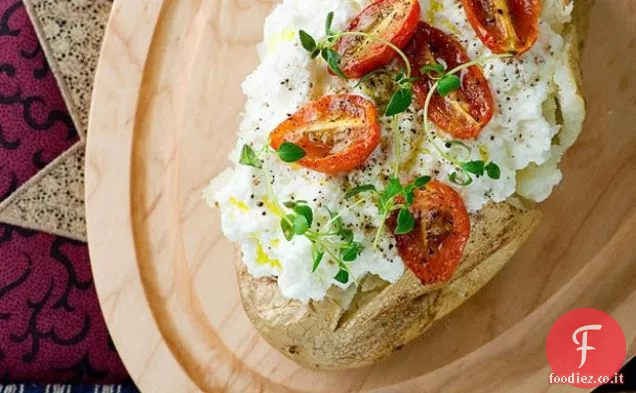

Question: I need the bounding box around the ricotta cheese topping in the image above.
[204,0,578,302]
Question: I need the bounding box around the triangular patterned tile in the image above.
[0,144,86,241]
[23,0,113,138]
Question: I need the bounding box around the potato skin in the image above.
[238,202,541,369]
[237,1,589,370]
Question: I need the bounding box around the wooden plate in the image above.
[85,1,636,392]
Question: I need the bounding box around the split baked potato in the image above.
[237,0,591,369]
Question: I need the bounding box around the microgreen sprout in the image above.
[237,143,362,284]
[420,63,445,78]
[240,141,306,166]
[298,12,416,117]
[280,199,365,284]
[384,71,417,116]
[325,11,335,35]
[436,74,461,96]
[239,144,262,169]
[276,142,306,163]
[419,54,512,186]
[346,175,431,248]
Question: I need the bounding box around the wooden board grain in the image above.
[85,0,636,392]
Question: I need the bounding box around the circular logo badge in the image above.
[546,308,626,388]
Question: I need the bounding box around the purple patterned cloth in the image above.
[0,0,78,200]
[0,0,129,384]
[0,225,129,383]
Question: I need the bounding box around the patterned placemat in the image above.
[0,0,112,242]
[0,0,131,386]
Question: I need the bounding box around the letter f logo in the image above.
[572,324,602,368]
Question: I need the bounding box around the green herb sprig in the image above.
[418,55,512,185]
[280,199,365,284]
[346,175,431,248]
[238,142,361,284]
[239,144,262,168]
[239,142,305,168]
[298,12,416,118]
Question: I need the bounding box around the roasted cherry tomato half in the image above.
[334,0,421,79]
[461,0,541,55]
[269,95,380,174]
[387,180,470,285]
[406,22,495,139]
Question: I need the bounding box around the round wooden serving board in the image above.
[86,1,636,392]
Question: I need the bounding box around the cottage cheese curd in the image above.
[204,0,580,302]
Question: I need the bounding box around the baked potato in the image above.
[207,0,592,370]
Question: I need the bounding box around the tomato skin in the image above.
[387,181,470,285]
[269,95,380,174]
[335,0,421,79]
[461,0,541,55]
[405,22,495,139]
